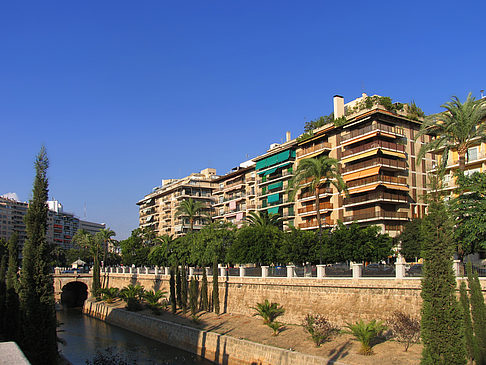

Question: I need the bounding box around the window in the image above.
[468,147,479,162]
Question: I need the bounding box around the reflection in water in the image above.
[57,307,212,365]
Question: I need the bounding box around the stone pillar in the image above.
[287,265,295,278]
[165,267,170,276]
[154,266,159,275]
[261,266,269,278]
[395,256,406,279]
[145,267,149,275]
[239,266,246,277]
[129,266,133,274]
[316,264,326,278]
[220,266,227,277]
[136,267,140,275]
[352,263,363,279]
[206,267,212,276]
[453,260,462,277]
[189,267,195,276]
[110,267,114,274]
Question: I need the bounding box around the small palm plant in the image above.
[345,319,386,355]
[143,289,167,315]
[99,288,119,304]
[119,284,145,311]
[252,299,285,335]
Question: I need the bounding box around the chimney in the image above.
[286,131,291,142]
[333,95,344,119]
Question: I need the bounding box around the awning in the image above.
[343,166,381,182]
[258,166,278,176]
[268,206,280,215]
[267,193,280,204]
[268,181,283,190]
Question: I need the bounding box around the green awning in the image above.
[267,193,280,204]
[267,207,280,215]
[255,159,267,170]
[258,166,278,176]
[256,149,294,171]
[268,181,283,190]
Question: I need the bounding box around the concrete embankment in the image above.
[83,299,341,365]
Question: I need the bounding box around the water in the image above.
[57,307,213,365]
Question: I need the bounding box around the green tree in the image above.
[169,266,176,313]
[189,276,199,316]
[420,201,466,364]
[397,219,424,262]
[278,227,317,265]
[190,222,235,266]
[98,228,116,266]
[181,265,188,313]
[467,263,486,363]
[416,93,486,172]
[176,265,182,308]
[175,198,209,232]
[148,234,174,267]
[200,268,209,311]
[0,237,7,336]
[118,228,152,266]
[18,147,58,364]
[459,281,477,362]
[73,229,102,297]
[5,232,20,341]
[289,155,347,238]
[212,257,220,314]
[245,211,282,229]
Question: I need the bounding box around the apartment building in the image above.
[213,161,257,228]
[254,134,297,229]
[0,197,105,250]
[293,94,434,236]
[137,168,218,237]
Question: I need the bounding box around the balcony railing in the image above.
[258,169,293,184]
[297,202,332,214]
[298,218,333,229]
[341,122,405,143]
[342,140,406,158]
[296,141,332,158]
[343,191,409,206]
[347,174,407,189]
[342,157,407,174]
[343,210,409,222]
[258,197,291,209]
[298,187,333,200]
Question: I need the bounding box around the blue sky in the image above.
[1,1,485,240]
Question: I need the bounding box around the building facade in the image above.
[137,168,218,237]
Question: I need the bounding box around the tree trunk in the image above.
[315,186,322,240]
[458,151,466,172]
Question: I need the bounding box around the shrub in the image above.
[302,314,339,347]
[386,311,420,351]
[119,284,145,311]
[267,321,284,336]
[345,319,386,355]
[189,276,199,316]
[200,268,209,311]
[99,288,119,304]
[144,289,167,315]
[252,299,285,325]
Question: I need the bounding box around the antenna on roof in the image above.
[84,201,87,219]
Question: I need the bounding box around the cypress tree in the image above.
[181,265,187,313]
[189,276,198,316]
[5,232,20,342]
[467,263,486,363]
[18,147,58,365]
[459,280,477,362]
[200,268,208,311]
[212,258,219,315]
[0,237,7,336]
[169,266,176,313]
[420,201,466,364]
[176,266,182,308]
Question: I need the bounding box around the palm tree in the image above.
[175,198,208,232]
[96,228,115,266]
[289,155,347,237]
[73,229,102,296]
[245,211,282,229]
[417,93,486,172]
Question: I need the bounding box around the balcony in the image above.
[258,197,291,209]
[347,174,407,189]
[297,202,332,215]
[296,141,332,159]
[342,157,407,174]
[298,217,333,230]
[341,123,405,144]
[258,169,294,185]
[297,187,333,201]
[343,210,409,223]
[343,191,409,207]
[342,140,406,159]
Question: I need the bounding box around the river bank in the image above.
[83,298,422,364]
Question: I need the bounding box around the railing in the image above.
[297,202,332,214]
[342,140,406,158]
[341,123,405,143]
[258,170,293,184]
[347,174,407,189]
[298,187,333,200]
[342,157,407,174]
[342,210,409,222]
[298,218,333,229]
[296,141,332,158]
[258,197,290,209]
[343,191,409,206]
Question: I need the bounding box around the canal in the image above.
[57,307,213,365]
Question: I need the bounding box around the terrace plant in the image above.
[119,284,145,311]
[99,288,119,304]
[302,314,339,347]
[386,311,420,352]
[144,289,167,315]
[345,319,386,355]
[252,299,285,325]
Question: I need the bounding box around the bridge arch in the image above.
[61,281,88,307]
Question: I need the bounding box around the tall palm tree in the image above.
[175,198,208,232]
[245,211,282,229]
[417,93,486,172]
[289,155,347,237]
[96,228,115,266]
[73,229,102,296]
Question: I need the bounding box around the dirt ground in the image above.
[105,299,422,364]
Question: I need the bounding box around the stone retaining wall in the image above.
[83,300,339,365]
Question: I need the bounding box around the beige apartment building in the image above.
[212,161,257,228]
[293,94,435,236]
[137,168,218,237]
